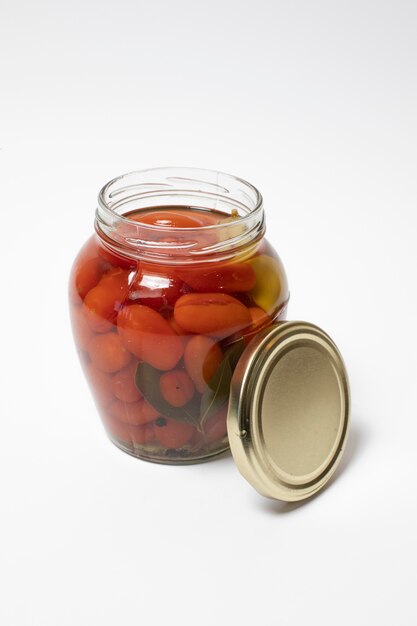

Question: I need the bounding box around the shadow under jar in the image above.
[69,167,289,463]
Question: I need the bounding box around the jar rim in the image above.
[95,167,265,263]
[97,166,264,232]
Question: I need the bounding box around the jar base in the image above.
[107,434,231,465]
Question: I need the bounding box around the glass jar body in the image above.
[69,170,289,463]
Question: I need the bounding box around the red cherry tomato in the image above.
[177,262,256,293]
[83,286,117,333]
[184,335,223,393]
[117,304,184,370]
[248,306,270,328]
[89,332,132,373]
[127,263,189,312]
[70,237,110,303]
[111,361,143,403]
[159,370,195,407]
[174,293,251,338]
[83,268,131,333]
[109,398,158,426]
[102,414,155,445]
[167,316,189,345]
[83,363,114,409]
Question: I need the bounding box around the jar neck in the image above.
[95,167,265,264]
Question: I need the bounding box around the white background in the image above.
[1,1,416,624]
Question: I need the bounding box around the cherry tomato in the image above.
[117,304,184,370]
[74,259,103,301]
[177,262,256,293]
[70,236,110,303]
[174,293,251,338]
[100,267,132,291]
[83,363,114,409]
[109,398,158,426]
[184,335,223,393]
[89,332,132,373]
[127,263,189,312]
[102,414,155,444]
[111,361,142,403]
[159,370,195,407]
[167,316,189,345]
[83,286,117,333]
[83,268,131,333]
[248,306,270,328]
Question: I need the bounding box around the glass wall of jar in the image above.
[69,168,289,463]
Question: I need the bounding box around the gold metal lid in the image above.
[227,322,350,502]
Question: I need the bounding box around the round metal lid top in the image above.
[227,322,350,502]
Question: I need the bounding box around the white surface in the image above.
[1,1,417,624]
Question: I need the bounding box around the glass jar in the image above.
[69,167,289,464]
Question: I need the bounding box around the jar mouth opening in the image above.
[97,166,263,233]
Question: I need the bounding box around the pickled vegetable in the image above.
[69,205,288,462]
[174,293,251,337]
[117,304,184,370]
[103,415,155,444]
[160,370,195,407]
[184,336,223,393]
[70,238,109,302]
[89,332,132,373]
[127,263,188,312]
[176,262,256,293]
[84,363,114,409]
[248,306,270,330]
[249,255,286,313]
[111,362,143,403]
[109,397,158,426]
